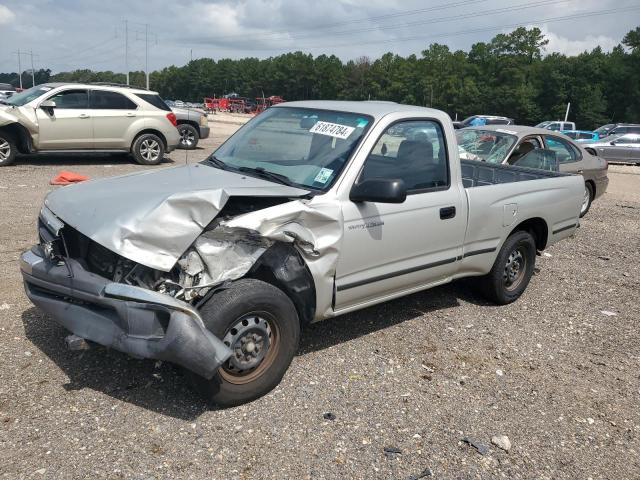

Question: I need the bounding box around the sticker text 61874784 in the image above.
[309,121,356,140]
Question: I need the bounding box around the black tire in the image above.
[478,230,536,305]
[189,278,300,407]
[0,131,17,166]
[131,133,165,165]
[177,123,199,150]
[579,182,594,218]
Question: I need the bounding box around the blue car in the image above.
[561,130,599,142]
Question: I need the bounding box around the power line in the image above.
[179,0,491,44]
[243,4,640,52]
[261,0,575,43]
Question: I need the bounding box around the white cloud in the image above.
[540,26,619,56]
[0,4,16,24]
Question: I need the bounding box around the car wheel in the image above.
[579,182,594,218]
[478,230,536,305]
[0,132,17,166]
[177,124,199,150]
[189,278,300,407]
[132,133,165,165]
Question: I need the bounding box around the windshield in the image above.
[594,124,614,136]
[455,129,518,163]
[5,85,54,106]
[209,107,372,191]
[535,121,552,128]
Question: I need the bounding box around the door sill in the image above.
[33,149,129,154]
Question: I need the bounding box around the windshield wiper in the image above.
[237,166,294,187]
[203,155,228,170]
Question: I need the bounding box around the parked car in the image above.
[561,130,599,142]
[173,106,210,149]
[584,133,640,165]
[457,125,608,217]
[593,123,640,138]
[20,100,586,406]
[0,83,16,99]
[535,120,576,131]
[0,83,180,166]
[453,115,513,129]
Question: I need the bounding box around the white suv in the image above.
[0,83,180,166]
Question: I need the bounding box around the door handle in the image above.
[78,114,90,119]
[126,113,136,117]
[440,206,456,220]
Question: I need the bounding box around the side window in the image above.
[359,120,449,192]
[545,136,578,163]
[90,90,138,110]
[46,89,88,109]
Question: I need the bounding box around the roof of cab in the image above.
[274,100,450,120]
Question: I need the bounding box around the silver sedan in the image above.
[584,133,640,165]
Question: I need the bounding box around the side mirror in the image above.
[610,141,616,145]
[40,100,56,110]
[350,178,407,204]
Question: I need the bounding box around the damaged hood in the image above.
[45,164,309,271]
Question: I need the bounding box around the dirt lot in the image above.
[1,115,639,479]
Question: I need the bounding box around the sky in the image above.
[0,0,637,74]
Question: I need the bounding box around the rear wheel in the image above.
[478,230,536,304]
[132,133,165,165]
[189,279,300,407]
[0,132,17,166]
[177,124,199,150]
[580,182,594,218]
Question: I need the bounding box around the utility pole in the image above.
[145,23,149,89]
[13,49,22,89]
[125,19,129,85]
[30,50,35,87]
[190,49,193,62]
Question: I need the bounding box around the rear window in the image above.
[90,90,137,110]
[135,94,171,111]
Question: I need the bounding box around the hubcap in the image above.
[503,248,526,291]
[140,139,160,162]
[180,128,196,146]
[0,139,10,162]
[220,314,278,384]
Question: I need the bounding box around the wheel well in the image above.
[177,120,199,129]
[246,243,316,326]
[511,217,548,251]
[0,123,32,153]
[132,129,167,150]
[585,179,595,196]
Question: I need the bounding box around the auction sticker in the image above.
[314,167,333,184]
[310,121,355,139]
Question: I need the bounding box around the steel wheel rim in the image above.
[0,139,10,161]
[180,128,196,147]
[140,139,160,162]
[219,311,280,385]
[581,186,590,214]
[503,248,526,291]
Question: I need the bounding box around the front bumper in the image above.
[20,248,231,379]
[199,124,210,140]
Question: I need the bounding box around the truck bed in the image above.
[460,159,567,188]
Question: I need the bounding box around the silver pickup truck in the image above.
[20,101,585,406]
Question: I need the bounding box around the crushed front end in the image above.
[20,207,233,379]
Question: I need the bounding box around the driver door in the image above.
[36,89,93,150]
[334,120,467,311]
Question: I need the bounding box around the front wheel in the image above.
[0,132,17,166]
[478,230,536,305]
[189,279,300,407]
[132,133,165,165]
[177,124,199,150]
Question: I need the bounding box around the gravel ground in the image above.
[0,116,639,479]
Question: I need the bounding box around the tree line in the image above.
[1,27,638,129]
